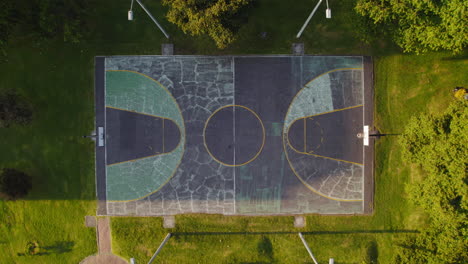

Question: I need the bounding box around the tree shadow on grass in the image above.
[365,240,378,264]
[17,241,74,256]
[257,235,274,263]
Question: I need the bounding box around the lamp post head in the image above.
[326,8,331,18]
[128,10,134,20]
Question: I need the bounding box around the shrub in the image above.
[0,92,33,128]
[163,0,252,49]
[0,168,32,200]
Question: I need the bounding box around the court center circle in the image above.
[203,105,265,167]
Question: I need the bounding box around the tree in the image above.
[396,101,468,263]
[0,1,16,44]
[35,0,89,43]
[0,168,32,200]
[355,0,468,53]
[0,92,33,128]
[0,0,89,45]
[162,0,252,49]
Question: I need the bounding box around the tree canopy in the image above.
[397,100,468,263]
[355,0,468,53]
[0,168,32,200]
[0,92,33,128]
[0,0,89,45]
[35,0,89,43]
[162,0,252,49]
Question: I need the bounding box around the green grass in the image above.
[1,0,466,263]
[374,52,468,130]
[0,44,97,262]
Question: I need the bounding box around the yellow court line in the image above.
[105,106,183,165]
[286,104,364,166]
[106,105,163,119]
[285,123,363,166]
[294,148,363,166]
[287,104,363,131]
[306,119,319,152]
[304,118,306,153]
[106,69,185,131]
[107,152,162,166]
[106,105,166,120]
[105,70,186,203]
[301,104,363,119]
[290,159,363,202]
[287,67,363,124]
[315,121,323,151]
[105,115,182,166]
[285,119,307,154]
[282,67,364,202]
[203,104,266,167]
[284,142,363,201]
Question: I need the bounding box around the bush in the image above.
[36,0,89,43]
[0,1,16,44]
[26,241,40,255]
[0,168,32,200]
[163,0,252,49]
[355,0,468,53]
[0,0,89,44]
[0,92,33,128]
[396,101,468,263]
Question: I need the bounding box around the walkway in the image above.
[80,217,128,264]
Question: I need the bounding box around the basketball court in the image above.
[95,55,374,216]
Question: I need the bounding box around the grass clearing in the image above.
[0,42,97,263]
[1,0,466,263]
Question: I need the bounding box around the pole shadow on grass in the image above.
[172,229,418,236]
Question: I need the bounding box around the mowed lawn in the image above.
[0,44,97,263]
[0,0,466,263]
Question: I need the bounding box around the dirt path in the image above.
[80,217,128,264]
[97,218,112,254]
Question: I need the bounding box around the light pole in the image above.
[326,0,331,18]
[128,0,134,20]
[128,0,170,39]
[296,0,332,38]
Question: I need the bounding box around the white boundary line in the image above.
[100,55,367,215]
[105,55,364,58]
[232,57,236,214]
[104,58,109,215]
[361,56,365,211]
[94,58,99,213]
